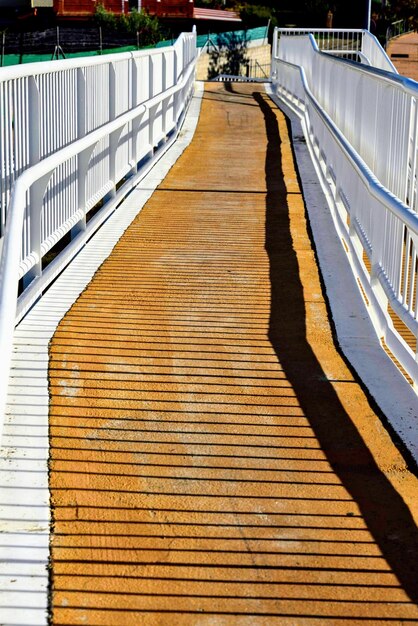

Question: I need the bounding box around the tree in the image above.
[94,5,161,46]
[239,4,278,28]
[208,31,249,78]
[121,9,161,44]
[390,0,418,28]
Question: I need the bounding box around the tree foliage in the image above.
[390,0,418,27]
[238,4,277,28]
[207,31,249,77]
[94,5,161,45]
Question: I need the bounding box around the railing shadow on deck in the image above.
[250,87,418,604]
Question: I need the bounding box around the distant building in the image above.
[139,0,241,24]
[54,0,128,18]
[0,0,241,26]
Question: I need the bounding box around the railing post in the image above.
[161,53,168,138]
[72,67,88,239]
[162,51,167,93]
[23,173,51,289]
[77,67,87,139]
[149,104,158,151]
[76,144,97,236]
[162,97,169,139]
[173,48,179,126]
[149,55,154,100]
[173,47,178,84]
[407,99,418,211]
[131,111,145,173]
[108,62,117,198]
[129,55,139,175]
[148,55,157,150]
[370,208,389,335]
[24,77,42,288]
[131,53,138,109]
[109,127,124,194]
[28,77,40,167]
[109,61,116,121]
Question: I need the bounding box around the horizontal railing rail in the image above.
[271,28,418,388]
[0,30,197,437]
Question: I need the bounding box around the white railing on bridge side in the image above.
[271,28,418,388]
[386,18,414,47]
[0,30,197,437]
[275,28,397,73]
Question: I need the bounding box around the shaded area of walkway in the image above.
[387,31,418,80]
[48,83,418,624]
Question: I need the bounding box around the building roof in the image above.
[192,7,241,22]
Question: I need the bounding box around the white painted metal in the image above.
[0,81,203,626]
[361,30,398,73]
[271,28,418,388]
[0,31,197,441]
[0,32,197,240]
[276,28,397,73]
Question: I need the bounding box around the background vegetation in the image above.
[195,0,418,31]
[94,5,162,46]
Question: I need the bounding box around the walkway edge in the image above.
[266,84,418,468]
[0,82,204,626]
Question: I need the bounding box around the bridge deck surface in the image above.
[387,31,418,80]
[48,83,418,624]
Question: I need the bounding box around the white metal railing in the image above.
[275,28,397,74]
[361,30,398,73]
[386,18,414,46]
[0,32,196,241]
[0,30,197,436]
[276,28,364,53]
[271,28,418,388]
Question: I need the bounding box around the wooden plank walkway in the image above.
[48,83,418,624]
[387,31,418,80]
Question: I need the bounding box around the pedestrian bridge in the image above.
[1,28,418,625]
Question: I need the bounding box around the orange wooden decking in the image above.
[387,31,418,80]
[48,83,418,624]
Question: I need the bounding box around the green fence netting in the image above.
[0,25,269,67]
